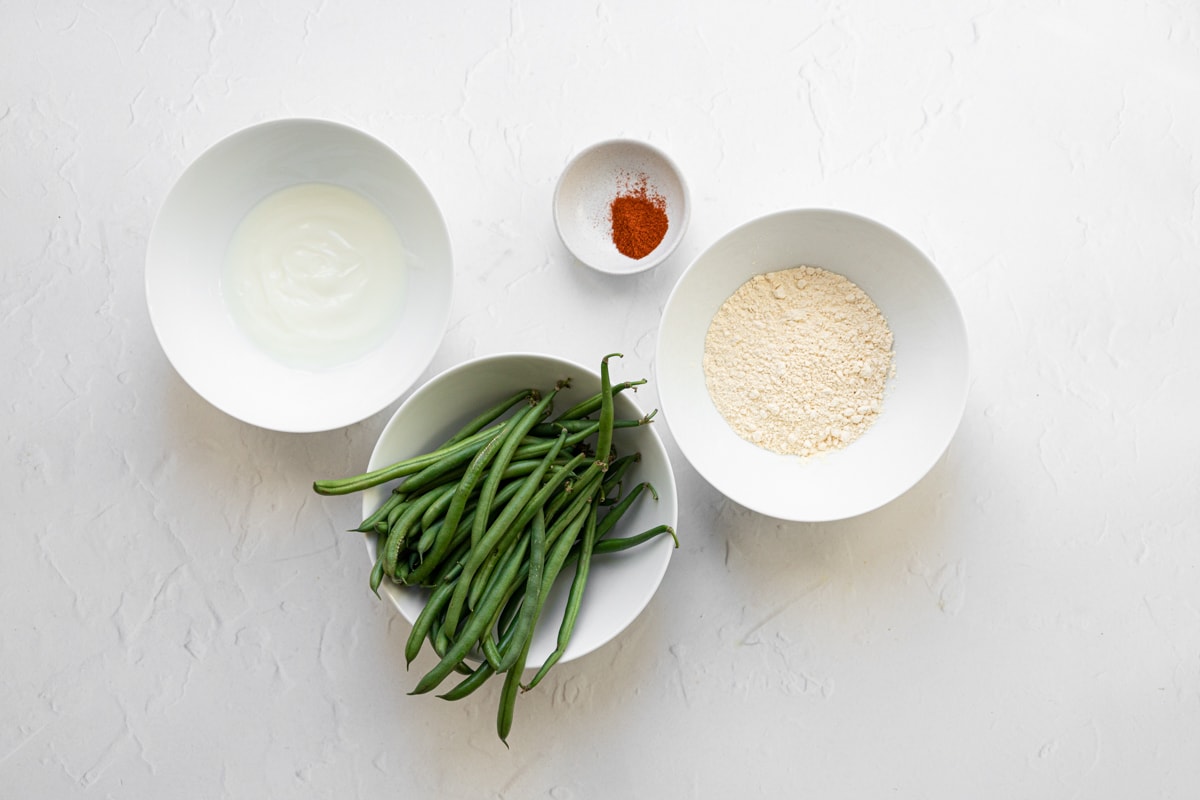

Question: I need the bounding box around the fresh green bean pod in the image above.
[383,487,450,577]
[471,391,558,548]
[495,509,546,672]
[355,488,406,532]
[594,353,621,468]
[403,429,507,586]
[405,578,457,666]
[410,527,531,695]
[368,547,387,596]
[497,633,532,746]
[593,524,678,553]
[552,378,646,422]
[524,496,600,691]
[443,388,534,447]
[312,423,502,496]
[443,429,568,638]
[528,416,650,439]
[596,481,656,540]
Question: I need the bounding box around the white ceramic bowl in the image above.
[145,118,453,433]
[362,352,678,668]
[553,139,689,275]
[657,209,969,522]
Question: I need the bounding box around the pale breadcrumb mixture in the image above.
[702,265,895,457]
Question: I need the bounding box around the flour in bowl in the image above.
[702,265,894,457]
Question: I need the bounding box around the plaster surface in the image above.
[3,2,1198,798]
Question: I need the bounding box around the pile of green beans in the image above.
[313,354,677,744]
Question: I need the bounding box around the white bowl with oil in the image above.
[145,118,453,433]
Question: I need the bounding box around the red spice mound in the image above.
[609,174,668,260]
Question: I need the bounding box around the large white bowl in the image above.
[145,118,453,433]
[362,352,678,668]
[656,209,968,522]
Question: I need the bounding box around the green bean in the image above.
[312,423,502,496]
[466,443,576,612]
[415,474,532,582]
[596,481,656,540]
[479,494,595,677]
[552,378,646,422]
[510,422,601,461]
[528,416,652,439]
[524,498,600,691]
[484,494,593,644]
[415,515,445,555]
[600,453,641,503]
[427,537,471,588]
[385,495,412,533]
[413,458,552,548]
[391,429,499,497]
[368,546,386,596]
[444,389,534,447]
[471,390,558,548]
[478,532,531,671]
[427,620,473,677]
[440,588,524,701]
[595,353,621,468]
[355,488,406,533]
[471,452,586,601]
[437,658,494,701]
[548,525,678,581]
[424,478,598,696]
[593,524,679,553]
[383,487,450,577]
[496,573,526,635]
[403,428,506,586]
[497,632,532,746]
[406,578,457,666]
[496,509,545,672]
[467,521,519,614]
[480,630,504,670]
[513,496,596,693]
[444,429,568,638]
[404,441,569,500]
[410,524,531,695]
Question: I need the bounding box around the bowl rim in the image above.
[656,206,970,521]
[552,137,691,275]
[144,116,454,433]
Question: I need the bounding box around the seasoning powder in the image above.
[609,172,668,259]
[702,266,895,457]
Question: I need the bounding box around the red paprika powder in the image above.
[609,173,669,260]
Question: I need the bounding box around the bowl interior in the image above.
[554,139,690,275]
[362,353,678,668]
[656,209,968,521]
[145,118,453,432]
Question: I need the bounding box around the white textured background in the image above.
[4,1,1199,798]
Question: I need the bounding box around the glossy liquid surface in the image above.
[223,182,407,369]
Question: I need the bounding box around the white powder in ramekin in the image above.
[702,265,895,457]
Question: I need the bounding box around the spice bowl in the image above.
[553,139,690,275]
[656,208,969,522]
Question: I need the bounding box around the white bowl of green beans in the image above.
[315,352,677,739]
